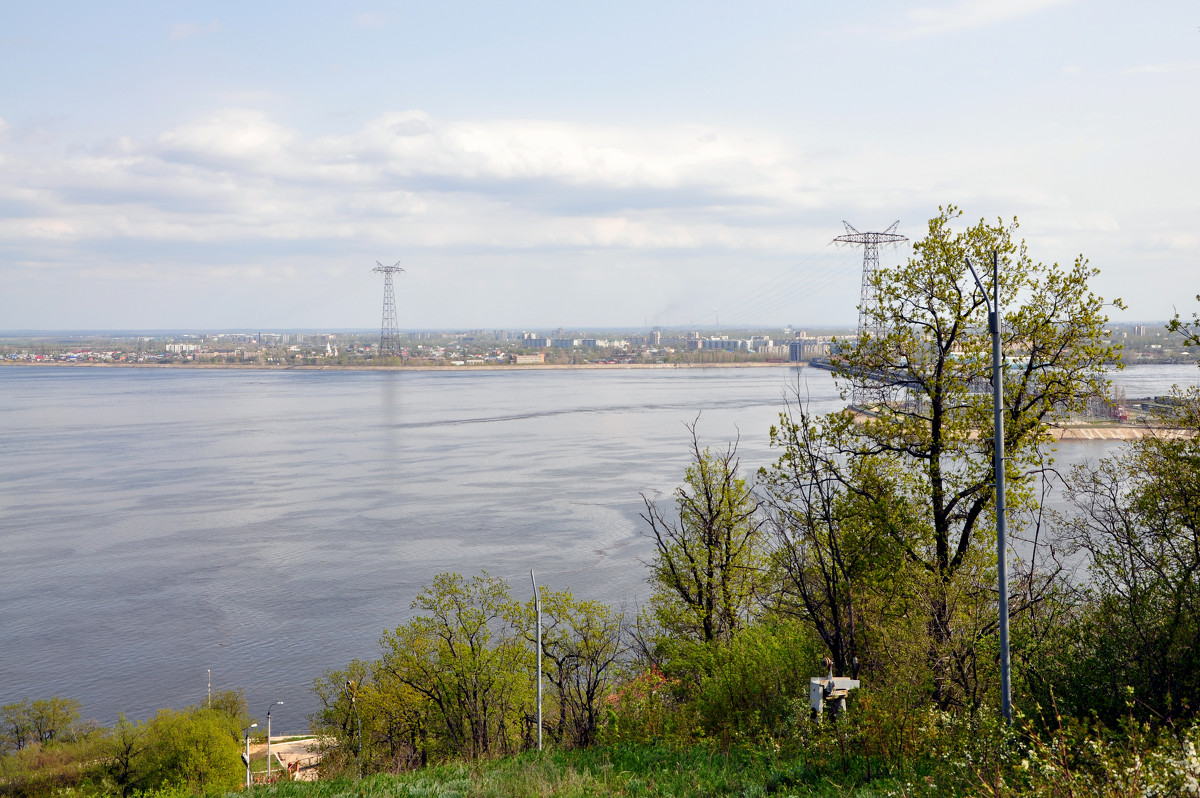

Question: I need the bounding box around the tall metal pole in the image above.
[531,569,542,751]
[244,723,258,789]
[967,251,1012,725]
[265,702,283,782]
[346,681,361,778]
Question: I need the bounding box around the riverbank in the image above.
[1049,423,1194,440]
[0,359,797,372]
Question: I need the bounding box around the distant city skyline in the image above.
[1,1,1196,330]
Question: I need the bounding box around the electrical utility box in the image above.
[810,676,860,719]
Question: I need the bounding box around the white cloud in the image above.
[0,105,1195,328]
[0,110,825,258]
[169,21,221,41]
[898,0,1072,38]
[157,110,296,165]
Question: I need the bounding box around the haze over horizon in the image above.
[2,1,1196,331]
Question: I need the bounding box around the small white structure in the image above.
[810,676,860,719]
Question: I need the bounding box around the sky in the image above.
[0,1,1196,331]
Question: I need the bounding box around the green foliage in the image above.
[808,206,1122,709]
[1,697,81,753]
[760,403,916,682]
[1043,386,1200,724]
[0,730,106,798]
[640,419,767,645]
[378,572,531,761]
[1168,293,1200,347]
[0,697,244,798]
[687,620,821,745]
[137,706,245,795]
[520,588,624,748]
[204,688,250,728]
[598,667,693,747]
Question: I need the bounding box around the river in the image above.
[1,363,1196,730]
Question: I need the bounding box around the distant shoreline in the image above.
[0,360,801,373]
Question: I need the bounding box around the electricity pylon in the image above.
[372,260,404,357]
[834,222,907,405]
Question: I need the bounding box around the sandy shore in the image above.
[1049,425,1194,441]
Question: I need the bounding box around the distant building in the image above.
[789,341,829,362]
[512,353,545,364]
[701,338,747,351]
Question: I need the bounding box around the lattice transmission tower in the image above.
[834,221,907,405]
[372,260,405,357]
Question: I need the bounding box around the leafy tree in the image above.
[1168,293,1200,346]
[1062,387,1200,723]
[1,696,80,753]
[310,660,373,776]
[139,706,244,794]
[204,688,250,727]
[760,398,912,680]
[377,572,531,760]
[815,207,1121,708]
[641,419,767,645]
[1,700,34,754]
[27,697,80,746]
[103,714,149,798]
[523,588,625,748]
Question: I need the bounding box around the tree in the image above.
[104,714,149,798]
[377,572,530,760]
[27,697,80,746]
[1168,293,1200,347]
[1063,387,1200,722]
[310,660,374,776]
[204,688,250,728]
[140,706,244,794]
[760,397,911,680]
[1,700,34,754]
[641,419,767,645]
[1,696,80,753]
[819,206,1121,708]
[524,588,624,748]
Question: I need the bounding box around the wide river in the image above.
[2,363,1197,731]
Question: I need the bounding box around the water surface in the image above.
[1,363,1194,730]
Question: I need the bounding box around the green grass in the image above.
[239,744,901,798]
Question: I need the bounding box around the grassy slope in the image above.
[243,745,897,798]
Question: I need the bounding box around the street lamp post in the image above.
[531,569,542,751]
[264,702,284,782]
[244,723,258,789]
[346,681,362,778]
[966,250,1012,725]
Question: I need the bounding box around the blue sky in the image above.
[1,1,1196,330]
